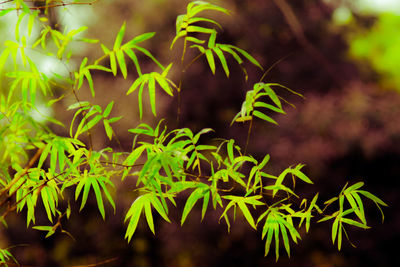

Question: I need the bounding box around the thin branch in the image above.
[259,53,293,83]
[68,257,119,267]
[0,0,99,11]
[272,0,344,87]
[0,146,44,199]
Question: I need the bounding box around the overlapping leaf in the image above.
[99,22,163,78]
[220,195,264,230]
[171,1,229,50]
[124,192,171,242]
[318,182,387,250]
[75,169,115,220]
[126,64,175,118]
[232,82,302,125]
[257,205,301,260]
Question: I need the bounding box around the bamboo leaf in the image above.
[274,220,280,261]
[103,101,114,118]
[110,52,117,76]
[205,49,216,74]
[138,82,146,119]
[126,76,144,95]
[345,193,365,224]
[91,178,105,219]
[149,195,171,223]
[148,76,156,116]
[103,120,113,140]
[213,47,229,77]
[123,32,155,48]
[208,30,217,49]
[144,201,155,234]
[344,182,364,194]
[228,45,263,69]
[264,216,274,256]
[337,222,342,250]
[332,217,339,244]
[237,201,256,229]
[124,49,142,75]
[280,221,290,257]
[356,190,388,207]
[181,187,204,225]
[188,17,222,29]
[41,188,53,223]
[254,101,285,114]
[83,69,95,97]
[114,22,126,50]
[202,190,210,220]
[187,25,214,34]
[116,50,127,79]
[124,195,145,242]
[253,110,278,125]
[80,178,91,211]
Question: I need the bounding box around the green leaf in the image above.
[126,75,143,95]
[83,69,95,97]
[356,190,388,207]
[237,201,256,229]
[91,178,105,219]
[28,13,36,36]
[67,101,91,110]
[137,82,146,119]
[181,187,205,225]
[208,30,217,49]
[110,52,117,76]
[228,45,263,69]
[144,201,155,234]
[148,76,156,116]
[253,110,278,125]
[264,216,275,256]
[186,36,206,44]
[201,190,210,220]
[188,17,222,30]
[103,120,113,140]
[292,164,313,184]
[357,189,387,222]
[155,75,174,96]
[41,187,54,223]
[332,217,339,244]
[98,179,116,213]
[149,195,170,223]
[280,222,291,257]
[213,47,229,77]
[124,196,144,242]
[341,218,370,229]
[103,101,114,117]
[344,182,364,194]
[114,22,126,50]
[254,101,285,114]
[80,177,91,211]
[345,192,365,224]
[187,25,214,34]
[205,49,216,74]
[116,50,127,79]
[134,46,165,70]
[123,32,156,48]
[33,225,53,231]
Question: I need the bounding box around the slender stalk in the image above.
[243,117,253,156]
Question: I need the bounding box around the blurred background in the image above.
[1,0,400,266]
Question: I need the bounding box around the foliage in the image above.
[0,0,387,264]
[349,12,400,90]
